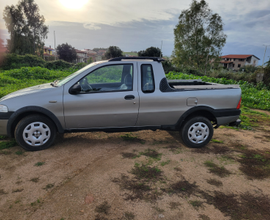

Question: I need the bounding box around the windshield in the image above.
[57,62,100,86]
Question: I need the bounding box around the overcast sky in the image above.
[0,0,270,64]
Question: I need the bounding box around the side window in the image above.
[79,64,133,93]
[141,64,155,93]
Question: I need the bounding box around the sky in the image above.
[0,0,270,65]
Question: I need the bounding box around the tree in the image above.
[3,0,48,55]
[138,47,162,57]
[56,43,77,63]
[173,0,226,71]
[104,46,123,59]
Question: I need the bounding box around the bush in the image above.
[45,60,73,70]
[1,54,46,70]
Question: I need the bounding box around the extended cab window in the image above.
[141,64,155,93]
[79,64,133,93]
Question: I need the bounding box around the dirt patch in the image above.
[204,161,232,177]
[195,145,231,154]
[162,178,198,197]
[238,149,270,179]
[206,178,223,187]
[202,191,270,220]
[121,152,138,159]
[0,113,270,219]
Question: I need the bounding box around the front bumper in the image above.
[0,119,8,136]
[0,112,13,136]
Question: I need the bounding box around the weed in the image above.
[34,162,45,167]
[199,214,210,220]
[30,177,39,183]
[0,135,8,140]
[131,164,162,181]
[164,145,182,153]
[189,200,204,209]
[121,152,138,159]
[202,191,270,220]
[204,161,231,177]
[95,201,111,215]
[0,150,12,155]
[174,167,182,172]
[0,139,17,150]
[160,160,171,166]
[211,139,224,144]
[15,151,24,155]
[12,188,24,193]
[206,179,223,187]
[152,206,165,213]
[43,184,54,190]
[121,133,144,144]
[30,199,41,206]
[162,178,198,197]
[238,150,270,179]
[195,145,230,154]
[0,189,7,195]
[140,149,162,160]
[15,200,20,204]
[122,212,135,220]
[112,174,161,201]
[169,202,181,210]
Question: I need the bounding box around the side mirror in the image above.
[69,84,81,95]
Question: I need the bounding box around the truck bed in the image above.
[168,79,240,90]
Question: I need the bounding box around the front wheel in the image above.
[15,115,56,151]
[180,116,213,148]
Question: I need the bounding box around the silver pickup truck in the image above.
[0,57,241,151]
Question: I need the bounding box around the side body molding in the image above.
[7,106,64,137]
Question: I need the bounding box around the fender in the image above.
[7,106,64,137]
[175,106,217,129]
[175,106,241,129]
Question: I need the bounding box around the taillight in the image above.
[237,97,242,109]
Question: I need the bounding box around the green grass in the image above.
[211,139,224,144]
[167,72,270,110]
[160,160,171,166]
[15,151,24,155]
[0,139,17,150]
[34,162,45,167]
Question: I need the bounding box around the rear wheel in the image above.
[180,116,213,148]
[15,115,56,151]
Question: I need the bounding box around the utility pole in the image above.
[262,44,270,66]
[54,31,56,60]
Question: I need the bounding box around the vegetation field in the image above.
[167,72,270,111]
[1,67,269,112]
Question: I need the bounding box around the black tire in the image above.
[180,116,213,148]
[15,114,56,151]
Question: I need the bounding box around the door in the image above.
[63,64,139,129]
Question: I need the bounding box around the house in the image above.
[95,49,107,61]
[43,46,55,61]
[82,49,97,62]
[75,49,88,63]
[220,54,260,70]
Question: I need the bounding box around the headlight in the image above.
[0,105,8,113]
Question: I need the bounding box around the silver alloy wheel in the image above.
[187,122,209,144]
[22,122,51,146]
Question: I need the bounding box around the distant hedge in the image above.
[1,53,74,70]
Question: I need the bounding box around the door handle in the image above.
[124,95,135,100]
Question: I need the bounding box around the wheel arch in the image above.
[7,106,64,138]
[176,106,217,130]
